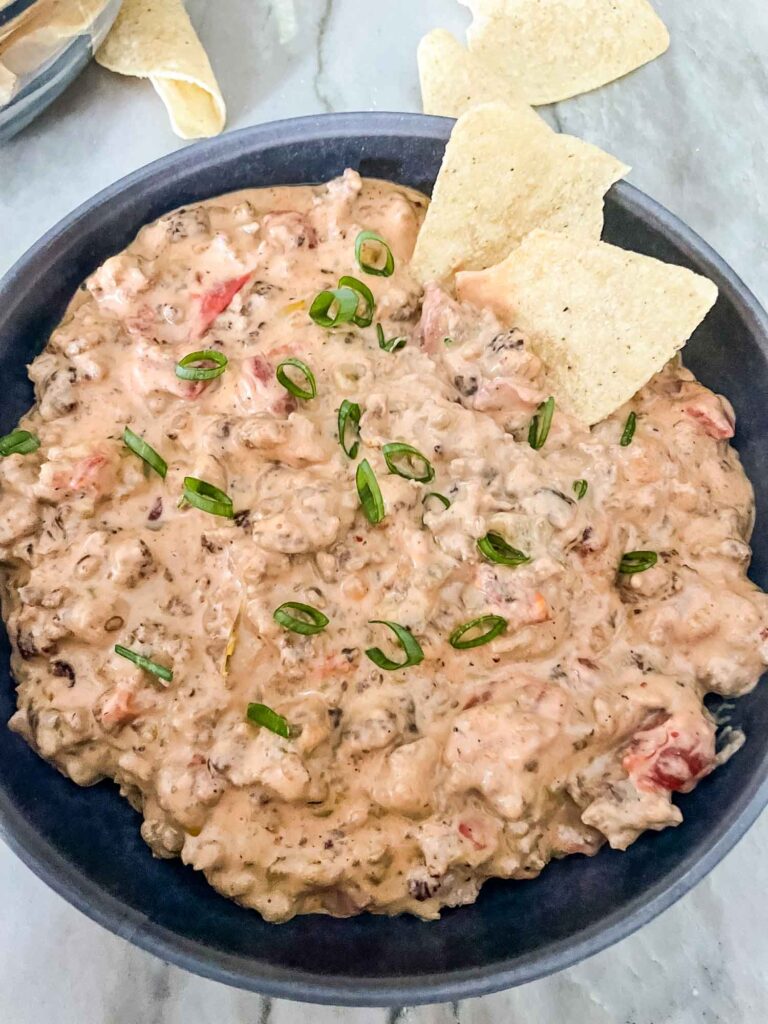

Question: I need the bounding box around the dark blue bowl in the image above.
[1,113,767,1006]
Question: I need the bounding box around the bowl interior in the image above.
[0,114,767,1006]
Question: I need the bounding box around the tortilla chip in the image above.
[418,28,540,122]
[410,102,628,285]
[463,0,670,104]
[96,0,225,139]
[456,229,718,425]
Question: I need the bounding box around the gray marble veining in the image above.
[1,1,767,1021]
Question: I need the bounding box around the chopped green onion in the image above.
[175,349,228,381]
[443,337,454,346]
[422,491,451,526]
[365,620,424,671]
[0,429,40,457]
[619,550,658,575]
[123,426,167,478]
[309,286,359,328]
[114,644,173,682]
[356,459,385,524]
[620,411,637,447]
[276,358,316,400]
[273,601,329,636]
[423,492,451,512]
[528,396,555,450]
[573,479,588,500]
[338,275,375,328]
[382,442,435,483]
[181,476,234,518]
[338,399,362,458]
[376,322,407,353]
[477,532,531,567]
[449,615,508,650]
[355,230,395,277]
[246,702,299,739]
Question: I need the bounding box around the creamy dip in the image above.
[1,171,766,921]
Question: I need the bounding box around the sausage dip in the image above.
[1,171,766,921]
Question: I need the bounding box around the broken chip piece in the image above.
[456,228,718,425]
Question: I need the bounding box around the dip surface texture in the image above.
[1,172,766,921]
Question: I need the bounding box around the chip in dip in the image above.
[457,229,719,425]
[418,27,539,121]
[462,0,670,104]
[96,0,225,139]
[410,101,628,285]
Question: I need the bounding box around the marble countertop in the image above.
[1,1,767,1020]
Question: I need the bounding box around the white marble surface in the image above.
[1,1,768,1020]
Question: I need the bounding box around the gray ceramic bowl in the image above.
[0,113,767,1007]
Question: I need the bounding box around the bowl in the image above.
[1,112,767,1006]
[0,0,122,142]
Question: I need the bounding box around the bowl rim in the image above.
[0,0,36,29]
[1,111,768,1007]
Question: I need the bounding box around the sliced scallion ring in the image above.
[528,396,555,450]
[423,491,451,512]
[309,286,359,328]
[123,426,167,479]
[355,230,395,277]
[114,644,173,683]
[449,615,508,650]
[356,458,385,524]
[477,532,531,567]
[246,702,299,739]
[382,442,435,483]
[619,550,658,575]
[175,349,228,381]
[338,399,362,458]
[273,601,329,636]
[338,275,375,327]
[365,620,424,671]
[0,429,40,457]
[422,490,451,526]
[276,358,316,400]
[376,323,407,353]
[573,479,588,500]
[181,476,234,518]
[620,411,637,447]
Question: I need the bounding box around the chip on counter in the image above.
[96,0,225,139]
[456,229,718,425]
[463,0,670,104]
[418,28,541,122]
[410,102,628,285]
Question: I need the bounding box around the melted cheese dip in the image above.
[1,172,766,921]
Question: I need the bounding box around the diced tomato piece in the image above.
[99,684,138,728]
[248,355,273,385]
[53,452,109,492]
[458,821,487,850]
[684,400,734,439]
[622,713,715,794]
[645,746,711,792]
[180,380,208,401]
[197,273,251,335]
